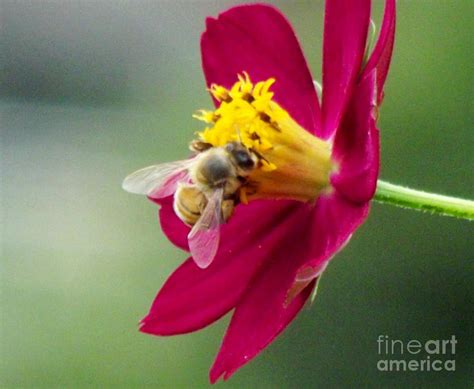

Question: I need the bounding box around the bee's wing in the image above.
[188,187,224,269]
[122,159,193,198]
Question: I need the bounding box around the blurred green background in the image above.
[1,1,473,388]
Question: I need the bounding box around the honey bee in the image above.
[122,141,257,268]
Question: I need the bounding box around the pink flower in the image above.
[137,0,395,382]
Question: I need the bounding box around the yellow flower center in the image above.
[193,73,334,203]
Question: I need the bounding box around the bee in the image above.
[122,141,257,268]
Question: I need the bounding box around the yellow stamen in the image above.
[194,74,334,203]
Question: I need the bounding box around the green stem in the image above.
[374,180,474,221]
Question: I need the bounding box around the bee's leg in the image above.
[221,199,235,222]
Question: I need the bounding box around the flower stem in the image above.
[374,180,474,221]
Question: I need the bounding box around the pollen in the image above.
[193,73,334,203]
[193,73,292,171]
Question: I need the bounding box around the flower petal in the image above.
[292,192,369,280]
[210,193,369,382]
[201,4,321,134]
[139,256,241,336]
[331,70,379,204]
[287,259,329,306]
[141,200,304,335]
[363,0,396,104]
[154,196,190,251]
[321,0,371,139]
[210,276,315,383]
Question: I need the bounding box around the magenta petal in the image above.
[201,4,321,134]
[139,257,241,336]
[209,193,369,382]
[141,200,304,335]
[321,0,371,139]
[331,70,379,204]
[156,197,190,251]
[210,281,314,383]
[293,193,369,276]
[363,0,396,104]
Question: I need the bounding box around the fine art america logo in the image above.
[377,335,457,372]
